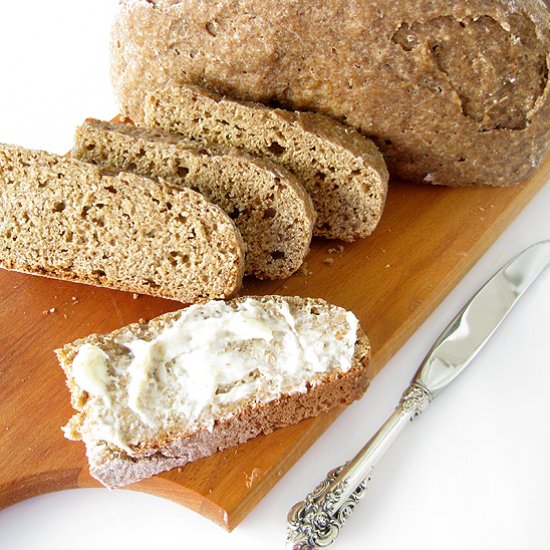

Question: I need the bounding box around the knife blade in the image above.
[286,240,550,550]
[416,240,550,397]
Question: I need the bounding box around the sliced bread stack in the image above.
[1,83,389,300]
[0,144,244,302]
[73,119,315,280]
[142,84,389,242]
[58,295,371,488]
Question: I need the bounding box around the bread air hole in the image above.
[263,207,276,220]
[53,201,66,213]
[271,251,285,260]
[177,166,189,178]
[144,279,160,289]
[268,142,286,156]
[205,21,218,37]
[315,171,326,181]
[168,251,190,266]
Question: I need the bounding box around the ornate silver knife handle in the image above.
[287,240,550,549]
[286,382,432,549]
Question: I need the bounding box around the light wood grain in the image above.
[0,153,548,531]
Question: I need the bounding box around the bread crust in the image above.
[112,0,550,187]
[57,296,371,488]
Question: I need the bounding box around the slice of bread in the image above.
[57,295,371,488]
[143,84,389,242]
[73,119,315,280]
[0,144,244,302]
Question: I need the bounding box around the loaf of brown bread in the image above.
[73,118,315,279]
[143,84,389,241]
[0,144,244,302]
[58,295,371,488]
[112,0,550,187]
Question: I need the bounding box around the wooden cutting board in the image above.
[0,153,548,531]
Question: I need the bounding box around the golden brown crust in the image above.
[112,0,550,187]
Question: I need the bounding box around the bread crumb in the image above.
[298,263,313,277]
[245,467,261,489]
[479,206,486,212]
[49,307,56,314]
[133,293,140,300]
[138,318,146,324]
[63,313,68,320]
[323,257,335,266]
[385,264,391,269]
[328,245,345,255]
[43,307,57,315]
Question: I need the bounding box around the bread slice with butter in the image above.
[57,295,371,488]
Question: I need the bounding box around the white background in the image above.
[0,3,549,549]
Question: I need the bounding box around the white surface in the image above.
[0,3,549,549]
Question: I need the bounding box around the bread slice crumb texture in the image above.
[73,118,315,279]
[143,84,389,242]
[0,144,244,302]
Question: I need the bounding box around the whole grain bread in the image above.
[57,295,371,488]
[112,0,550,187]
[142,85,389,241]
[73,118,315,279]
[0,144,244,302]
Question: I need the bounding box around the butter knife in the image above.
[286,240,550,549]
